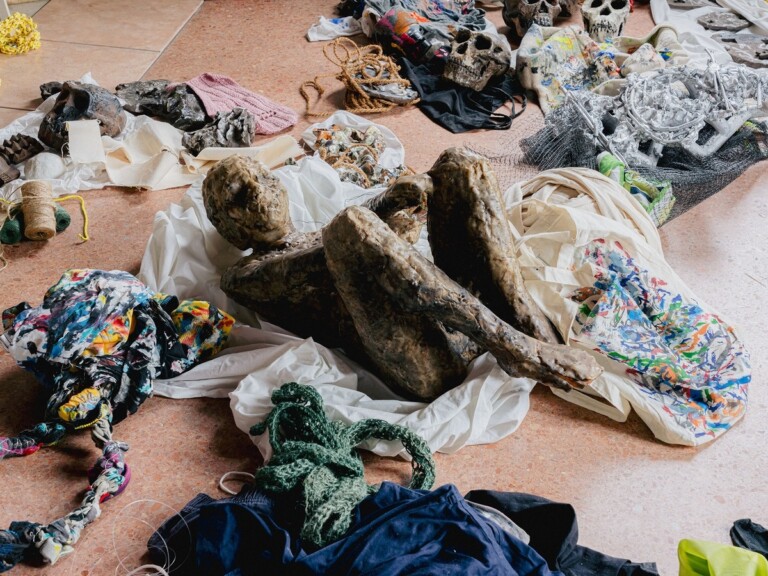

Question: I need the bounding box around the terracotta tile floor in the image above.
[1,1,767,574]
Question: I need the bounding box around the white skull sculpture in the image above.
[581,0,630,42]
[503,0,562,37]
[442,29,512,92]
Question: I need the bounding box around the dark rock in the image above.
[182,107,256,156]
[40,82,63,100]
[115,80,209,131]
[38,81,126,152]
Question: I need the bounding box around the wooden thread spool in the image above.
[21,180,56,240]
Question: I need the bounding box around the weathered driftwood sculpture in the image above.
[203,149,602,400]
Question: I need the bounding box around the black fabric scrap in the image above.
[399,57,526,133]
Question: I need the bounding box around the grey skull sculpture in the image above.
[503,0,579,37]
[580,0,630,41]
[38,81,126,152]
[442,29,513,91]
[202,150,602,401]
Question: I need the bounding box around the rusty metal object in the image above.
[0,134,44,165]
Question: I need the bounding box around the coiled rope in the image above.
[300,37,419,117]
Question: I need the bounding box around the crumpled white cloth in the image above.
[0,73,303,199]
[155,324,534,458]
[306,16,363,41]
[502,168,750,446]
[143,115,536,457]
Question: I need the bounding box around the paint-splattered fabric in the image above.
[0,269,234,429]
[571,239,749,439]
[0,270,234,571]
[516,24,687,114]
[504,168,750,445]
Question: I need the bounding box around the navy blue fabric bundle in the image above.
[150,482,559,575]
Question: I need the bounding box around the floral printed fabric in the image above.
[0,269,234,427]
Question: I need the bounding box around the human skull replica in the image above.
[581,0,630,41]
[503,0,577,37]
[443,29,512,92]
[38,81,126,152]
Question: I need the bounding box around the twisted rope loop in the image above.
[300,37,418,117]
[250,382,435,549]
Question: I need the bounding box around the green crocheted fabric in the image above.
[251,382,436,549]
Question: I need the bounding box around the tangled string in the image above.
[0,13,41,55]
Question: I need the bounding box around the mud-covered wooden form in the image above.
[203,148,602,400]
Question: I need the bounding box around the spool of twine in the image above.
[21,181,56,240]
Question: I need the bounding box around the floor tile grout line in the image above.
[37,38,161,54]
[140,0,204,80]
[0,0,201,114]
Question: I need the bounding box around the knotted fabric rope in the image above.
[0,422,66,459]
[250,382,435,549]
[300,37,419,117]
[0,412,130,571]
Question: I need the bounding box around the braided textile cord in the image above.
[251,382,436,549]
[0,415,130,572]
[300,37,419,117]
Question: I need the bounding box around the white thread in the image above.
[110,499,192,576]
[218,470,255,495]
[124,564,169,576]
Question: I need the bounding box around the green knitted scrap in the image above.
[251,382,436,549]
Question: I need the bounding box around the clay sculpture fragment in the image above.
[182,108,256,156]
[39,81,63,100]
[0,157,19,185]
[504,0,579,37]
[0,135,45,184]
[714,32,768,67]
[115,80,209,131]
[204,150,602,400]
[38,81,126,152]
[0,134,44,165]
[697,11,751,32]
